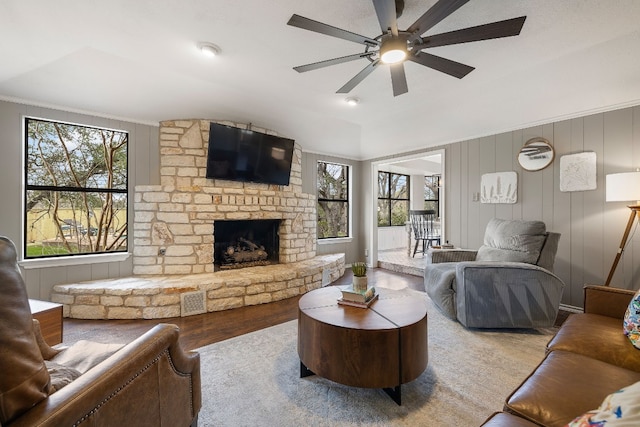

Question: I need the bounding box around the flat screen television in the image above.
[205,122,295,186]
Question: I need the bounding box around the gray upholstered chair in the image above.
[424,218,565,328]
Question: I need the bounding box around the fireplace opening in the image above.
[213,219,281,271]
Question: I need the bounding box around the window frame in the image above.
[424,174,440,217]
[22,116,130,263]
[316,160,351,240]
[377,171,410,227]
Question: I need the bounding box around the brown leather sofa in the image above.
[481,285,640,427]
[0,236,201,427]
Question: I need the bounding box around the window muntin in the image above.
[377,171,409,227]
[24,118,128,258]
[317,161,349,239]
[424,175,440,217]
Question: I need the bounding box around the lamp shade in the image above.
[606,171,640,202]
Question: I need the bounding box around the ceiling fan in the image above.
[287,0,526,96]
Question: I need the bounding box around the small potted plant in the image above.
[352,261,368,292]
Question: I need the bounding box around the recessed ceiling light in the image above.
[345,97,360,106]
[197,42,221,57]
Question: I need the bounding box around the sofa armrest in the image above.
[11,323,201,427]
[429,249,477,263]
[583,284,636,319]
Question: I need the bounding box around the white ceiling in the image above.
[1,0,639,160]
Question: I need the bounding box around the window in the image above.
[317,161,349,239]
[377,171,409,227]
[24,118,128,259]
[424,175,440,217]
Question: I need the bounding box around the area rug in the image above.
[196,289,557,426]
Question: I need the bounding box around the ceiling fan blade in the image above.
[407,0,470,38]
[293,52,374,73]
[408,53,474,79]
[414,16,527,49]
[372,0,398,36]
[390,63,408,96]
[337,60,380,93]
[287,14,378,47]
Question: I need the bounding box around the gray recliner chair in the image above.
[424,218,565,328]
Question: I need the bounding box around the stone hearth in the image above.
[52,254,344,319]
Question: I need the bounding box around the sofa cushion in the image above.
[505,350,640,427]
[547,313,640,372]
[0,237,51,425]
[624,288,640,350]
[476,218,547,265]
[566,380,640,426]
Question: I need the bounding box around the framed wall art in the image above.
[559,152,597,192]
[481,171,518,204]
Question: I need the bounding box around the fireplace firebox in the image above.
[213,219,281,271]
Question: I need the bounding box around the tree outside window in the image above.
[317,161,349,239]
[424,175,440,217]
[24,118,128,258]
[378,171,409,227]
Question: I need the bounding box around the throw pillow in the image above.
[623,288,640,350]
[44,361,81,393]
[566,380,640,426]
[32,319,62,360]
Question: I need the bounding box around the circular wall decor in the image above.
[518,137,555,171]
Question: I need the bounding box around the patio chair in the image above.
[409,210,441,257]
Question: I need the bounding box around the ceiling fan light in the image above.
[380,37,407,64]
[381,49,406,64]
[197,42,221,57]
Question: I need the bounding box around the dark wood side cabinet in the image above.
[29,299,63,346]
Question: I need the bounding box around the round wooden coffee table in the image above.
[297,286,428,405]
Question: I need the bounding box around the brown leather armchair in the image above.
[12,323,201,427]
[0,236,201,427]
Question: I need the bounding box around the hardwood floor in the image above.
[62,268,570,351]
[63,268,425,351]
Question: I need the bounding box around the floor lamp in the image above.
[605,171,640,286]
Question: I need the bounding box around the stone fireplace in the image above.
[213,219,281,271]
[51,119,345,320]
[132,119,317,275]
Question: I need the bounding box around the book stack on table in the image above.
[338,286,378,308]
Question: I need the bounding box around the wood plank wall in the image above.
[444,106,640,307]
[361,105,640,307]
